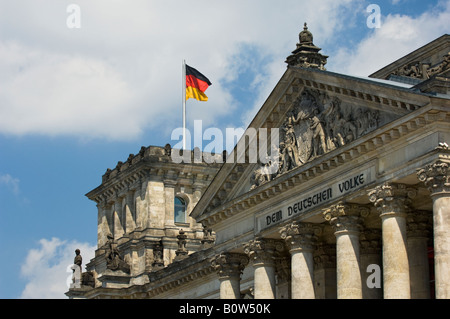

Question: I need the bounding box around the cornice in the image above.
[86,146,221,205]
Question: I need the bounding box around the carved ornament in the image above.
[417,161,450,195]
[250,88,380,189]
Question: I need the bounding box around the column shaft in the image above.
[291,250,314,298]
[324,203,365,299]
[254,264,276,299]
[418,160,450,298]
[280,222,317,299]
[219,276,241,299]
[369,183,415,299]
[244,239,284,299]
[336,230,361,298]
[212,253,248,299]
[381,214,409,298]
[433,195,450,298]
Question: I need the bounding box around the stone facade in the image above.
[66,28,450,299]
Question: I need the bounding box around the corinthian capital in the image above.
[279,221,320,252]
[417,161,450,195]
[211,253,249,279]
[323,202,368,234]
[243,238,284,266]
[368,183,416,218]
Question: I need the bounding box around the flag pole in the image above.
[182,59,186,150]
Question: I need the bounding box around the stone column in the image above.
[360,228,382,299]
[417,161,450,299]
[212,253,249,299]
[243,238,284,299]
[368,182,416,299]
[323,203,367,299]
[280,221,318,299]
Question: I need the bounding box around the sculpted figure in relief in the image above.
[104,233,131,274]
[427,52,450,77]
[392,53,450,80]
[282,122,301,171]
[250,88,380,189]
[395,62,424,78]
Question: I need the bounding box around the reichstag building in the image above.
[66,25,450,299]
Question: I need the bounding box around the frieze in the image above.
[256,166,375,233]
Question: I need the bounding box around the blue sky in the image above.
[0,0,449,298]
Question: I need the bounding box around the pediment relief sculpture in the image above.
[250,88,381,190]
[391,52,450,80]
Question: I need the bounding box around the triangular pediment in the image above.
[191,65,433,225]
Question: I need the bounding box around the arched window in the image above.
[174,197,186,224]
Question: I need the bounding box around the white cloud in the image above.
[2,1,445,141]
[0,0,358,141]
[331,0,450,77]
[20,237,96,299]
[0,173,20,195]
[0,43,139,140]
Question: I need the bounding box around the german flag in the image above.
[185,64,212,101]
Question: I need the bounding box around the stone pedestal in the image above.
[417,161,450,299]
[244,238,284,299]
[97,269,131,288]
[369,183,416,299]
[280,222,318,299]
[212,253,248,299]
[324,203,367,299]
